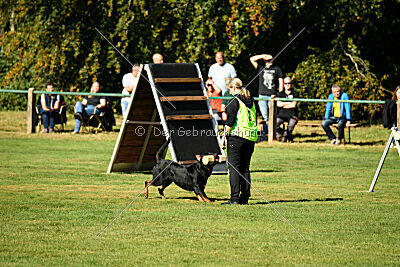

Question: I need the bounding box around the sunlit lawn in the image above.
[0,111,399,265]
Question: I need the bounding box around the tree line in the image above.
[1,0,399,122]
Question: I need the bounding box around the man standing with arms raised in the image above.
[208,51,237,95]
[250,54,283,141]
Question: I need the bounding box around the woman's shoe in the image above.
[221,200,239,205]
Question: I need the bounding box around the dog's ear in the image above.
[195,154,202,161]
[212,154,218,162]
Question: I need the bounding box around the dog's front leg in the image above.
[194,186,211,203]
[196,194,205,202]
[200,193,212,203]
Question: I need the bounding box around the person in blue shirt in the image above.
[321,84,351,145]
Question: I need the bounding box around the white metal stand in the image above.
[368,127,400,192]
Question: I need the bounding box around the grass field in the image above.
[1,111,400,265]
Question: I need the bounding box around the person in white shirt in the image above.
[208,51,237,95]
[121,64,139,118]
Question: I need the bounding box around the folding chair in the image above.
[75,98,115,133]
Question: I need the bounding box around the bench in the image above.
[296,122,360,143]
[257,119,360,143]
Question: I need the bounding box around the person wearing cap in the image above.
[250,54,283,141]
[276,77,299,142]
[321,84,351,145]
[121,64,139,118]
[220,78,257,205]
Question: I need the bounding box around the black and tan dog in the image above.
[144,138,220,202]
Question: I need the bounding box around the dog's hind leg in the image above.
[158,180,172,199]
[144,181,152,199]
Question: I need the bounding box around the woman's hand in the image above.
[220,135,226,149]
[222,112,227,121]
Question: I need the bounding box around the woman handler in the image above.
[220,78,258,205]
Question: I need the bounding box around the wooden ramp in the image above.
[107,63,226,173]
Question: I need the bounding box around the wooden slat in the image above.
[154,78,202,83]
[160,96,207,102]
[126,120,161,125]
[166,114,213,121]
[121,138,164,147]
[178,160,197,165]
[296,122,360,127]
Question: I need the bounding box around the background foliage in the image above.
[1,0,399,121]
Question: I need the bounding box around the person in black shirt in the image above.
[39,83,60,133]
[250,54,283,140]
[73,81,106,134]
[276,77,299,142]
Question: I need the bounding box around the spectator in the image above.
[321,84,351,145]
[121,64,140,118]
[39,83,60,133]
[220,78,257,205]
[152,53,164,64]
[382,85,400,129]
[208,52,236,95]
[221,77,233,122]
[250,54,283,141]
[205,78,222,121]
[73,81,106,134]
[276,77,299,142]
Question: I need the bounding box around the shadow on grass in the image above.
[294,132,325,139]
[131,171,153,175]
[255,197,343,205]
[350,141,384,146]
[250,169,279,173]
[176,196,230,202]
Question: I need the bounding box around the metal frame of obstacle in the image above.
[368,127,400,192]
[107,63,226,173]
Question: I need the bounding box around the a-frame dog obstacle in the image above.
[368,127,400,192]
[107,63,226,173]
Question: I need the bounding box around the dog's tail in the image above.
[156,138,171,162]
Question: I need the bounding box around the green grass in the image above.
[1,111,399,265]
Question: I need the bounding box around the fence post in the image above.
[27,87,35,134]
[268,95,277,143]
[397,101,400,129]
